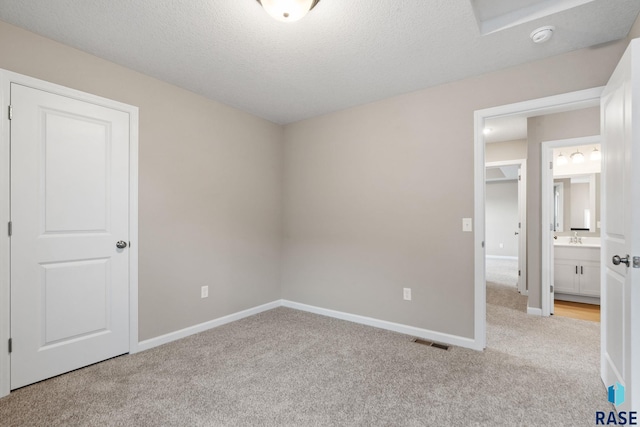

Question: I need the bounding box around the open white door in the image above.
[517,163,527,295]
[600,38,640,413]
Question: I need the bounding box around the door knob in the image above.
[612,254,630,267]
[116,241,128,249]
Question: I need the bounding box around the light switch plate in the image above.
[462,218,472,232]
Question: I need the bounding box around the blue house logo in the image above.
[608,382,625,407]
[597,383,637,425]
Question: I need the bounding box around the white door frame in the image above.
[0,69,139,398]
[473,87,603,350]
[540,135,600,317]
[485,159,527,295]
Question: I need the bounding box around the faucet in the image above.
[572,231,582,244]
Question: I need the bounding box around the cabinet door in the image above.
[579,261,601,297]
[554,260,579,294]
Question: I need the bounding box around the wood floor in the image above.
[553,300,600,322]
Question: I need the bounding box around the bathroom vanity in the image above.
[553,237,600,304]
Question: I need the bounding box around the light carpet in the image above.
[1,265,609,426]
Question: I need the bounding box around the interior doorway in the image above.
[472,87,603,350]
[541,135,601,318]
[485,159,527,295]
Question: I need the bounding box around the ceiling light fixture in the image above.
[570,149,585,164]
[590,147,601,161]
[557,152,568,166]
[530,26,555,44]
[257,0,320,22]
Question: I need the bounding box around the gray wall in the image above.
[282,43,626,339]
[0,21,284,341]
[526,108,601,310]
[486,181,519,257]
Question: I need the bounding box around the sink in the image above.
[554,236,601,247]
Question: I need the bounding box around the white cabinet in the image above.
[554,246,600,297]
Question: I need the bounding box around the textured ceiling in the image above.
[0,0,638,124]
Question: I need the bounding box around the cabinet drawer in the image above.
[554,246,600,261]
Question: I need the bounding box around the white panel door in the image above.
[600,39,640,413]
[10,83,130,389]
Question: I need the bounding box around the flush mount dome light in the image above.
[530,26,555,44]
[257,0,320,22]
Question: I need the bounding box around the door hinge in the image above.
[482,241,485,248]
[550,285,554,293]
[518,270,521,276]
[518,222,521,229]
[8,338,12,353]
[550,223,554,231]
[8,221,12,237]
[633,256,640,268]
[518,175,521,181]
[8,105,12,120]
[549,161,553,170]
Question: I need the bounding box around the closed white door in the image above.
[600,39,640,412]
[10,83,130,389]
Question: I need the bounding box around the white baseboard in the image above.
[281,300,481,351]
[527,306,543,316]
[137,299,484,354]
[137,300,281,352]
[554,293,600,305]
[486,255,518,260]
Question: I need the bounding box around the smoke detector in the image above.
[530,26,555,43]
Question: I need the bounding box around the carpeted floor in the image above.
[1,263,610,426]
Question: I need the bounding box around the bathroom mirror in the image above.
[553,173,599,232]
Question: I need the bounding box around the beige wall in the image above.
[526,107,600,309]
[486,140,527,163]
[282,41,626,339]
[0,21,284,341]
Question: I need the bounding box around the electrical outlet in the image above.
[403,288,412,301]
[201,285,208,299]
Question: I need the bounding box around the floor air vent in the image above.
[412,338,449,350]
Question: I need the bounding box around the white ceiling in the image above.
[0,0,638,124]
